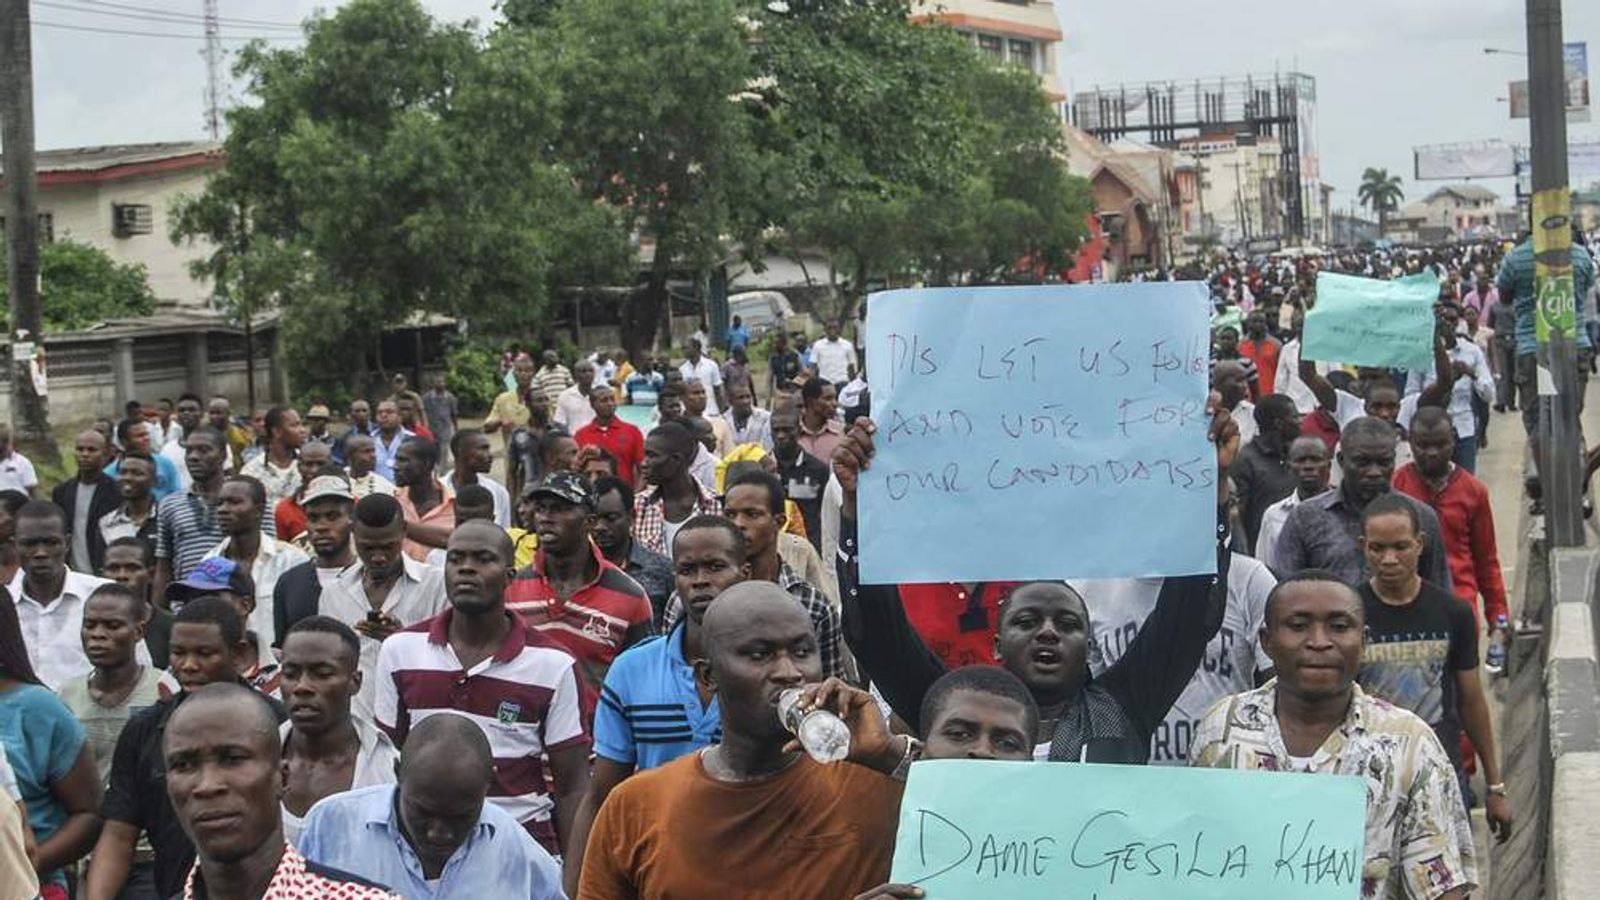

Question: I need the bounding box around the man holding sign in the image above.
[1191,572,1476,900]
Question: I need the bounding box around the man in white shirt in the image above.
[445,429,513,528]
[1256,435,1333,572]
[317,492,446,722]
[204,474,310,640]
[0,425,38,497]
[1075,553,1278,765]
[552,359,598,434]
[1403,301,1495,474]
[808,320,857,384]
[678,339,725,416]
[8,501,144,690]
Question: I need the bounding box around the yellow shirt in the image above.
[486,390,530,430]
[507,528,540,569]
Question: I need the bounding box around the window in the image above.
[0,213,53,243]
[1008,40,1035,72]
[977,34,1003,61]
[113,203,154,237]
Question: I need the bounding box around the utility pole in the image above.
[0,0,59,465]
[1526,0,1582,545]
[203,0,224,140]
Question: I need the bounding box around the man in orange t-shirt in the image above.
[577,582,905,899]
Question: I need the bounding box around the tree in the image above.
[1358,167,1405,234]
[536,0,764,356]
[171,0,629,396]
[0,240,158,332]
[751,1,1090,317]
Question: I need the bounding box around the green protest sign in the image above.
[890,760,1365,899]
[1302,272,1438,370]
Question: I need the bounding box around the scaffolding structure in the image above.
[1072,72,1318,243]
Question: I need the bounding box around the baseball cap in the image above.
[301,474,355,505]
[165,556,255,607]
[306,403,332,419]
[525,471,594,508]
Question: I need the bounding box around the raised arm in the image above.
[833,419,950,734]
[1298,357,1337,414]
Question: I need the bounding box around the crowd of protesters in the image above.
[0,225,1590,899]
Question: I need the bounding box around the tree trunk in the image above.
[0,2,58,465]
[622,246,671,362]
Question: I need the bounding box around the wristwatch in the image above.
[1487,782,1508,797]
[891,736,924,782]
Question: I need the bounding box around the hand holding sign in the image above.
[856,284,1217,584]
[889,760,1366,900]
[1301,272,1439,369]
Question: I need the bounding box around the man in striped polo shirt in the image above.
[505,473,653,707]
[373,520,591,857]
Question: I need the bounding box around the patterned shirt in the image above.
[1190,681,1477,900]
[374,609,589,853]
[661,561,844,678]
[182,844,399,899]
[632,481,722,556]
[240,454,303,508]
[594,621,721,771]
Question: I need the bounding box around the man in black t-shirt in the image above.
[767,331,805,400]
[769,406,828,550]
[83,598,287,899]
[1356,494,1512,842]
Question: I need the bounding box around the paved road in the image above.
[1471,377,1600,892]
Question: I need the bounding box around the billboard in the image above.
[1415,142,1518,180]
[1509,42,1590,123]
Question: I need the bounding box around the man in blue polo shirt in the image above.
[561,514,749,894]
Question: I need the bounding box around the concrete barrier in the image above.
[1544,547,1600,900]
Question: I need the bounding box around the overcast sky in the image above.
[25,0,1600,210]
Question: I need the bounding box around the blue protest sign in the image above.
[891,760,1366,900]
[1301,272,1438,370]
[859,283,1216,583]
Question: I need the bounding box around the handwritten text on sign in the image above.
[891,760,1366,900]
[859,284,1215,583]
[1301,272,1439,371]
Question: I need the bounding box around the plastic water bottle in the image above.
[777,688,851,763]
[1485,615,1509,675]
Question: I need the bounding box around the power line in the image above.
[38,0,300,30]
[33,0,299,30]
[33,18,300,40]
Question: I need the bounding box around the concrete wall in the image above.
[40,166,218,307]
[1544,547,1600,900]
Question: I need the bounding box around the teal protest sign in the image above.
[891,760,1366,900]
[1301,272,1438,370]
[860,284,1215,584]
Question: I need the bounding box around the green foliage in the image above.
[443,338,503,414]
[0,240,157,332]
[1357,167,1405,227]
[170,0,630,389]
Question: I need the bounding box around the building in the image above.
[4,142,222,307]
[912,1,1067,109]
[1061,127,1178,275]
[1329,211,1382,247]
[1384,184,1519,245]
[1072,72,1321,245]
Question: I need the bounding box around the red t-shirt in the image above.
[1239,337,1282,395]
[274,497,307,543]
[574,418,646,484]
[896,582,1021,669]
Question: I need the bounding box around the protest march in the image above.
[7,0,1600,897]
[0,226,1590,900]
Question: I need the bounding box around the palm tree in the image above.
[1357,167,1405,235]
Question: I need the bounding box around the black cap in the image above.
[525,471,594,508]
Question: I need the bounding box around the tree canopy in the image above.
[0,240,157,332]
[172,0,1093,371]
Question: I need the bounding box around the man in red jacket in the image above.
[1392,406,1508,638]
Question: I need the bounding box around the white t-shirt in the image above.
[809,337,857,384]
[679,357,724,416]
[0,451,37,494]
[1074,553,1277,765]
